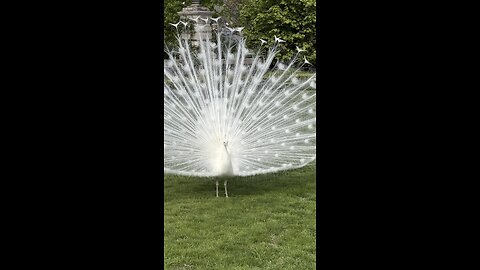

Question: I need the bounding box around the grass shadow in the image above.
[164,163,316,200]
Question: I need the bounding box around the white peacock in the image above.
[164,18,316,197]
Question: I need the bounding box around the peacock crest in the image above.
[164,18,316,177]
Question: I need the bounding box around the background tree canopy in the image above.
[164,0,316,67]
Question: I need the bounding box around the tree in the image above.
[239,0,316,67]
[164,0,316,66]
[164,0,223,55]
[215,0,247,27]
[164,0,183,58]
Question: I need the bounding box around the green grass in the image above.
[263,70,315,79]
[164,162,316,270]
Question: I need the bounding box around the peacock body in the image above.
[164,18,316,179]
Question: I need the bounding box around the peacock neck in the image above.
[223,144,230,158]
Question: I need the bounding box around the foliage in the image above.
[164,0,185,54]
[164,162,316,269]
[164,0,223,56]
[239,0,316,66]
[215,0,248,27]
[164,0,317,66]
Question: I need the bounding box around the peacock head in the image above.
[223,140,229,149]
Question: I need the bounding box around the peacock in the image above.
[164,18,316,197]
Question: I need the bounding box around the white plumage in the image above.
[164,20,316,190]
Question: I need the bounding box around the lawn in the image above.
[164,162,316,270]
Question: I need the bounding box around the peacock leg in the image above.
[224,180,228,198]
[216,181,219,197]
